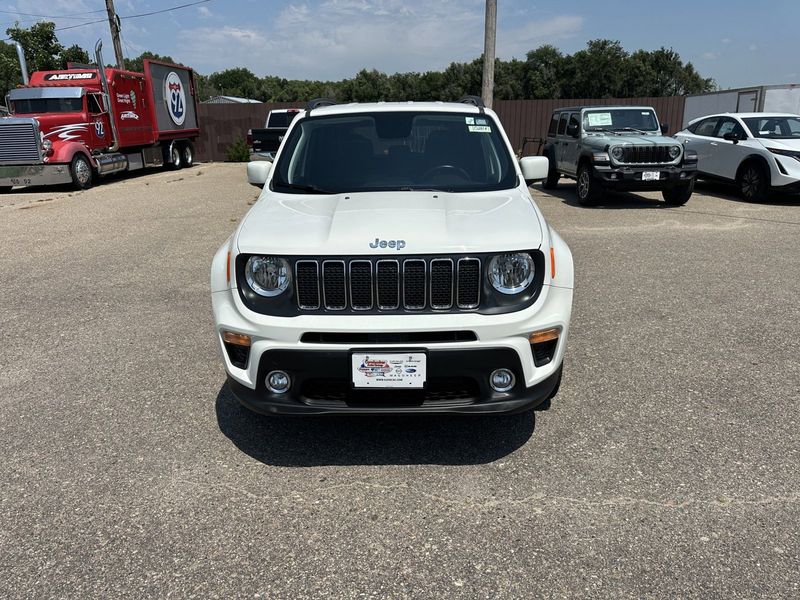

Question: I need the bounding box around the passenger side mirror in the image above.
[566,123,579,138]
[660,123,669,134]
[247,160,271,188]
[519,156,549,184]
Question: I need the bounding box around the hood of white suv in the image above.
[236,189,544,256]
[759,138,800,152]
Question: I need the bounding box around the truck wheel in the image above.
[70,154,93,190]
[738,162,768,202]
[576,163,602,206]
[541,154,559,190]
[662,179,694,206]
[169,145,183,170]
[181,143,194,168]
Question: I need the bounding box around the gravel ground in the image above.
[1,164,798,599]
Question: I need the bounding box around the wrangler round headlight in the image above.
[669,145,681,159]
[245,256,291,297]
[488,253,535,295]
[610,146,624,160]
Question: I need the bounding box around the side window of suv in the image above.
[715,118,746,139]
[568,113,580,136]
[693,117,719,137]
[557,113,568,136]
[547,113,559,137]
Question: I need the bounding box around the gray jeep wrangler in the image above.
[541,106,698,206]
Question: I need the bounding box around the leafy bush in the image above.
[226,137,250,162]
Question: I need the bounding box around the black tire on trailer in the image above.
[169,144,183,170]
[181,142,194,168]
[662,179,695,206]
[70,154,93,190]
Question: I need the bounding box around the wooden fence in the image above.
[194,97,686,162]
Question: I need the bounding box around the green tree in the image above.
[58,44,90,69]
[6,21,64,72]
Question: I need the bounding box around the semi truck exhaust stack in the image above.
[14,42,29,85]
[94,40,120,152]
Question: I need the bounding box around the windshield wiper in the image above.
[272,182,334,194]
[611,127,649,134]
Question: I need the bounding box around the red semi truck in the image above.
[0,41,200,191]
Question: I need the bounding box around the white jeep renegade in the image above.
[211,97,574,415]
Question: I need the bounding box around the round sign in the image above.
[164,71,186,126]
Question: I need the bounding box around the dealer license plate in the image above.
[642,171,661,181]
[351,352,427,389]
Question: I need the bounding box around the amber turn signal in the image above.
[222,331,251,347]
[529,327,560,344]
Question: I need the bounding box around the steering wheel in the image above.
[422,165,472,181]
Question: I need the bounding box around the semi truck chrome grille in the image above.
[620,145,671,164]
[0,121,42,164]
[294,257,482,312]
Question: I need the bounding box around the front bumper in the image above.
[0,164,72,187]
[227,348,563,415]
[593,163,696,190]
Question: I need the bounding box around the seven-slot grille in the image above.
[295,257,482,312]
[619,145,673,165]
[0,121,42,164]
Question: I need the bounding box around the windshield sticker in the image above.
[587,113,613,127]
[475,118,488,125]
[468,125,491,133]
[465,117,475,125]
[641,111,650,115]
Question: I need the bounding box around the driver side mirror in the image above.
[660,123,669,134]
[247,160,271,188]
[566,123,579,138]
[723,132,744,144]
[519,156,549,184]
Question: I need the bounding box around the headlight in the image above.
[245,256,291,297]
[488,253,535,295]
[610,146,624,160]
[669,145,681,159]
[41,139,53,151]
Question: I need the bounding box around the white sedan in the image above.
[675,113,800,201]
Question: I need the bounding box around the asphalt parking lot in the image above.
[1,164,798,599]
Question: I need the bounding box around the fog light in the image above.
[266,370,291,394]
[490,368,515,392]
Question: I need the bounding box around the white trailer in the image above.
[683,84,800,127]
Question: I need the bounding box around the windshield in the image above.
[583,109,659,133]
[271,111,517,194]
[742,116,800,139]
[11,97,83,114]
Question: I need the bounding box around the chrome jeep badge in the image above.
[369,238,406,250]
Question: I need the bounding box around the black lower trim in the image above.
[594,164,697,190]
[227,347,561,415]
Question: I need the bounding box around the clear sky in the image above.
[2,0,797,88]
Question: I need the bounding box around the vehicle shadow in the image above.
[214,382,537,466]
[694,180,800,206]
[535,182,666,209]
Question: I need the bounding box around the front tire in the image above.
[738,162,769,202]
[70,154,93,190]
[541,154,559,189]
[662,179,695,206]
[576,163,602,206]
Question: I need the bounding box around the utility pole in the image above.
[481,0,497,109]
[105,0,125,69]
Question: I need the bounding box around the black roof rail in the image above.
[306,98,337,114]
[457,95,485,113]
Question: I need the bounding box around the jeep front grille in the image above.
[0,120,42,164]
[296,257,482,312]
[619,145,671,165]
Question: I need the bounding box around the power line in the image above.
[0,9,106,19]
[2,1,215,42]
[120,0,212,21]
